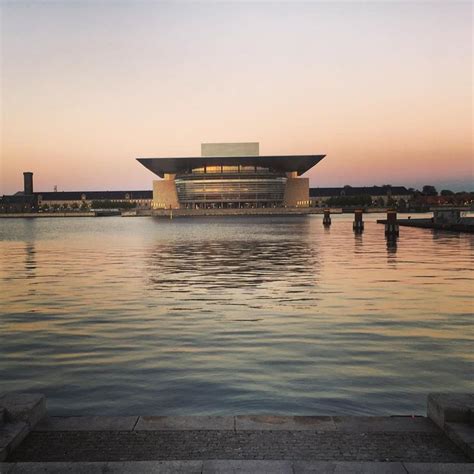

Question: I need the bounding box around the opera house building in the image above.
[138,142,325,210]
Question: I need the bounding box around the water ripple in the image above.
[0,214,473,416]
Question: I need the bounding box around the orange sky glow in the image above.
[1,1,472,194]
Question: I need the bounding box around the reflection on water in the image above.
[147,239,320,311]
[0,215,473,416]
[24,242,37,278]
[386,237,398,259]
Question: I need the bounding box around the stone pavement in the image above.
[2,393,473,472]
[7,426,468,464]
[1,460,474,473]
[6,415,471,466]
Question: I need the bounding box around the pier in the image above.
[377,208,474,234]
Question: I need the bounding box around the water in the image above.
[0,214,473,416]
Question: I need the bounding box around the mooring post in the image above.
[323,209,331,226]
[353,209,364,232]
[385,210,399,237]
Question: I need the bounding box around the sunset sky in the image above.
[1,1,472,195]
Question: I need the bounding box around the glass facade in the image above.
[175,168,287,208]
[191,165,272,175]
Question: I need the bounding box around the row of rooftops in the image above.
[1,190,152,205]
[3,186,411,203]
[309,186,411,198]
[35,190,152,201]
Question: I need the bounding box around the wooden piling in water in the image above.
[323,209,331,226]
[385,210,399,237]
[353,209,364,232]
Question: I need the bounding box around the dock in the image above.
[377,218,474,233]
[377,207,474,233]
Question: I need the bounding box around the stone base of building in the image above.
[150,207,317,218]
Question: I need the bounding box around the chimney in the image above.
[23,172,33,195]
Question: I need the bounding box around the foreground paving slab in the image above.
[1,462,204,473]
[135,416,234,431]
[35,416,138,432]
[106,460,203,473]
[8,462,106,473]
[403,462,474,473]
[235,416,336,431]
[293,461,406,473]
[8,429,468,463]
[2,461,473,474]
[0,463,14,474]
[36,415,443,433]
[202,460,293,473]
[332,416,439,433]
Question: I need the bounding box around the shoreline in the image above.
[0,208,449,219]
[1,393,472,469]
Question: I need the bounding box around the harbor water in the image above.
[0,214,472,415]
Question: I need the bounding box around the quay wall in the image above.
[0,212,96,218]
[1,393,472,463]
[150,208,320,218]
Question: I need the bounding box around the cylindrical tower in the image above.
[23,172,33,195]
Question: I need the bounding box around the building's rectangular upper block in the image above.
[201,142,259,157]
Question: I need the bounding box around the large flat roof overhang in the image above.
[137,155,326,178]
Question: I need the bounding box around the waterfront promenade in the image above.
[1,393,473,473]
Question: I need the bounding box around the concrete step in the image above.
[427,393,474,461]
[0,394,45,429]
[0,422,29,462]
[34,415,439,433]
[0,393,47,463]
[427,393,474,428]
[445,422,474,461]
[1,460,474,474]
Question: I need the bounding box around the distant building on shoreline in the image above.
[138,142,325,210]
[2,145,471,213]
[36,190,152,210]
[310,185,412,207]
[0,172,153,213]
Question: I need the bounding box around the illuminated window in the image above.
[206,166,222,173]
[222,166,239,173]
